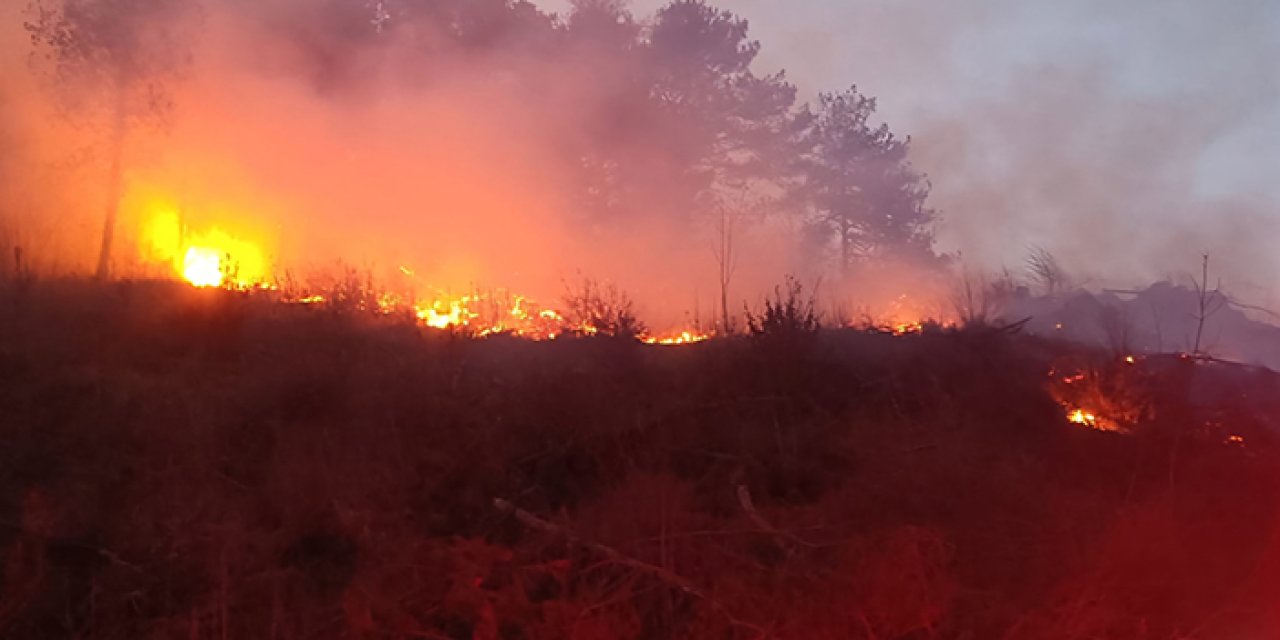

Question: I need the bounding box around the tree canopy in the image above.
[791,87,939,270]
[25,0,947,276]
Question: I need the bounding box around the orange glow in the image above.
[133,199,711,344]
[141,206,271,288]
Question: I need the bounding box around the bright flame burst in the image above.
[182,247,224,287]
[144,211,269,288]
[643,330,708,346]
[1067,408,1102,429]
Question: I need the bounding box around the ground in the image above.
[1,279,1279,639]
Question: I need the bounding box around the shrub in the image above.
[561,276,646,339]
[745,275,821,338]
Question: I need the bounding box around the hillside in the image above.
[2,280,1279,639]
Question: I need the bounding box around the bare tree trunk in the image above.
[95,91,127,280]
[714,206,736,334]
[839,217,851,277]
[1192,253,1220,357]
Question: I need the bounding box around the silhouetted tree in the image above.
[566,0,796,224]
[647,0,796,215]
[25,0,194,279]
[790,87,938,273]
[391,0,556,56]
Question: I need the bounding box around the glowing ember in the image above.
[891,322,925,336]
[1068,408,1098,427]
[182,247,223,287]
[642,330,709,345]
[867,293,950,336]
[1065,407,1123,432]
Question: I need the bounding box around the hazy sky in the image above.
[547,0,1280,290]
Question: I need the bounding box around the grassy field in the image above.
[2,279,1279,639]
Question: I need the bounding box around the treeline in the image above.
[304,0,942,268]
[25,0,943,279]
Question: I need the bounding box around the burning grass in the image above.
[1,279,1279,639]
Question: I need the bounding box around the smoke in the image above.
[3,0,1276,323]
[0,0,830,326]
[701,0,1280,299]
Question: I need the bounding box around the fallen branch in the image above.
[735,484,821,550]
[492,498,775,639]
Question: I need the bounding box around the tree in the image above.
[565,0,796,225]
[711,202,736,333]
[1025,244,1069,294]
[1190,253,1226,357]
[790,87,938,273]
[389,0,556,57]
[25,0,194,279]
[646,0,795,212]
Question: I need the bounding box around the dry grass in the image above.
[1,279,1278,639]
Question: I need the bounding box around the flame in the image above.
[415,297,475,330]
[642,330,709,345]
[137,206,708,344]
[891,321,926,336]
[846,294,953,336]
[183,247,224,287]
[1067,408,1100,428]
[142,209,270,288]
[1065,407,1123,432]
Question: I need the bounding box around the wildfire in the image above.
[415,297,475,330]
[136,208,707,345]
[1049,357,1149,434]
[891,321,926,336]
[1067,408,1101,429]
[143,210,270,288]
[1066,407,1128,432]
[182,247,224,287]
[642,330,709,345]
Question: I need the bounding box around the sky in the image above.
[547,0,1280,294]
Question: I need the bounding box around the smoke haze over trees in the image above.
[3,0,1277,318]
[2,0,947,319]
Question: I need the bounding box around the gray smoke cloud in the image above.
[609,0,1280,300]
